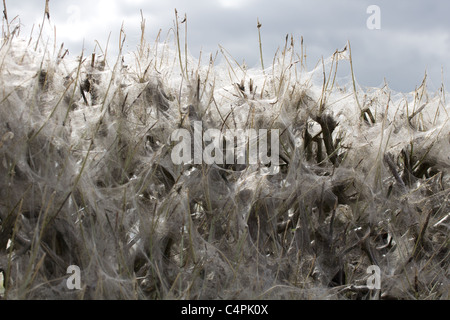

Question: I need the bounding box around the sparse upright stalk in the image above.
[288,35,298,82]
[329,49,340,92]
[257,18,265,75]
[139,10,146,59]
[184,13,189,81]
[300,36,306,71]
[104,31,111,63]
[319,57,326,115]
[220,45,246,75]
[2,0,9,38]
[319,49,340,115]
[119,22,126,54]
[348,41,361,111]
[175,9,182,74]
[2,0,7,21]
[174,9,188,80]
[276,34,290,96]
[34,0,50,51]
[434,68,447,125]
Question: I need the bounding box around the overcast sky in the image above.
[5,0,450,92]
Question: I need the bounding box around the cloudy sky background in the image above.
[5,0,450,92]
